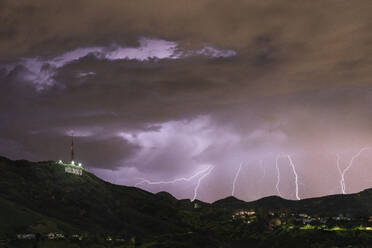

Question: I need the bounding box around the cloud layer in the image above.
[1,0,372,202]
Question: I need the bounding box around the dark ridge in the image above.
[2,155,372,247]
[0,156,187,236]
[213,196,246,206]
[156,191,178,203]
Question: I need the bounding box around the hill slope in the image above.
[213,190,372,217]
[3,156,372,248]
[0,156,194,237]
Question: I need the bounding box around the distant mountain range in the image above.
[1,156,372,248]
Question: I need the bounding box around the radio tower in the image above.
[70,130,74,163]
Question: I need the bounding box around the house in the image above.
[233,210,256,217]
[332,214,351,221]
[17,234,36,240]
[232,209,257,224]
[268,218,282,230]
[71,234,83,240]
[319,217,329,224]
[47,233,64,240]
[302,218,316,225]
[299,213,309,218]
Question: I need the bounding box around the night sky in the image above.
[1,1,372,202]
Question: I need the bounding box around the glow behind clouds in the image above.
[4,38,235,90]
[99,115,372,202]
[1,0,372,202]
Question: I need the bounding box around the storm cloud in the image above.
[1,0,372,202]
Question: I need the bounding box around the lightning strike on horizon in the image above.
[335,154,344,194]
[275,155,283,198]
[275,154,301,200]
[135,165,212,187]
[337,147,372,194]
[135,165,214,201]
[287,155,300,200]
[192,166,214,202]
[231,162,243,196]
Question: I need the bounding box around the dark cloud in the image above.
[1,0,372,202]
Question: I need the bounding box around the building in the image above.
[232,209,257,224]
[17,234,35,240]
[47,232,64,240]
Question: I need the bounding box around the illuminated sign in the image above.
[65,166,83,176]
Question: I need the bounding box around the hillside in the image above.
[2,156,372,248]
[213,190,372,217]
[0,156,193,236]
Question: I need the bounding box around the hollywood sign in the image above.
[65,166,83,176]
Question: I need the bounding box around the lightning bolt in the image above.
[337,147,371,194]
[275,154,301,200]
[231,162,243,196]
[275,154,283,198]
[135,165,214,202]
[192,166,214,202]
[336,154,344,194]
[135,166,212,187]
[287,155,300,200]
